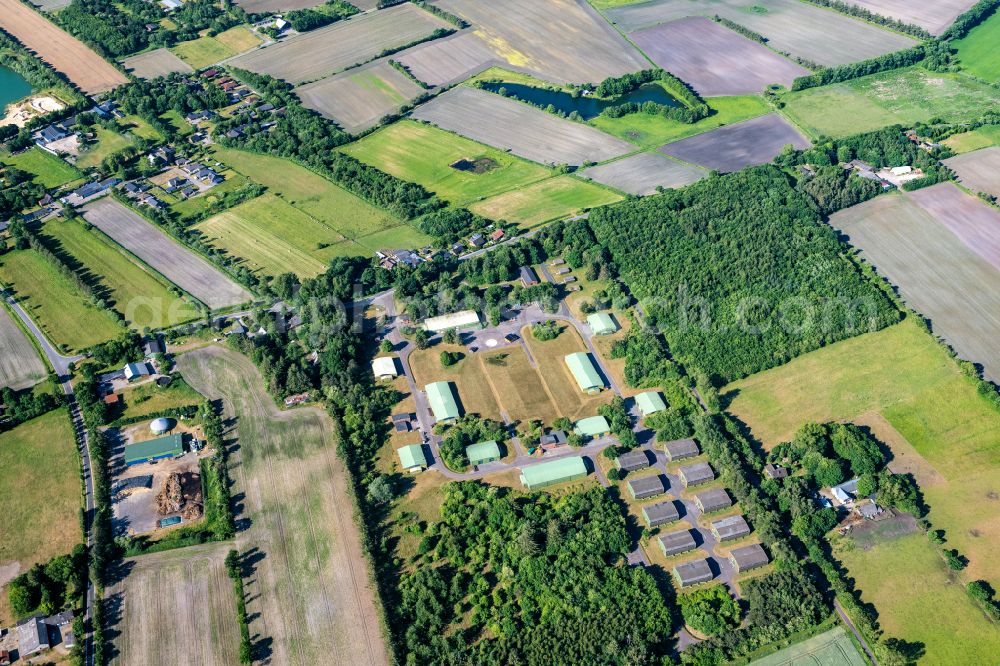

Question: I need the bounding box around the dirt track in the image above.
[178,346,390,666]
[0,0,127,94]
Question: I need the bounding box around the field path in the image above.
[178,346,389,666]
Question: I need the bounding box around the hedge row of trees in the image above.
[284,0,358,32]
[798,0,931,38]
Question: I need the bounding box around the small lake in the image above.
[0,66,32,112]
[479,81,680,120]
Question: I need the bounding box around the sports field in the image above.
[581,152,706,195]
[107,543,241,666]
[2,147,81,188]
[0,409,79,624]
[0,249,123,351]
[42,216,200,330]
[943,146,1000,199]
[0,306,46,390]
[954,9,1000,82]
[195,193,354,278]
[750,627,865,666]
[171,26,262,70]
[841,0,976,35]
[469,175,622,228]
[122,48,193,79]
[658,113,809,173]
[212,146,425,251]
[780,67,1000,138]
[340,120,551,205]
[178,346,390,666]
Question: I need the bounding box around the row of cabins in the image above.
[672,543,770,587]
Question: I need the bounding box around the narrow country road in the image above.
[835,599,879,665]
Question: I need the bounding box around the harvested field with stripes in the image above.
[82,199,252,310]
[606,0,918,67]
[0,0,128,94]
[297,61,424,134]
[229,4,449,84]
[580,152,705,195]
[842,0,976,35]
[412,86,635,166]
[630,17,808,96]
[122,48,193,79]
[658,113,809,172]
[395,32,495,87]
[943,146,1000,199]
[0,306,45,390]
[434,0,646,84]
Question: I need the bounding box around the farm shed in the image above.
[694,488,732,513]
[663,438,699,461]
[628,474,666,500]
[587,312,618,336]
[520,456,587,490]
[565,352,604,394]
[425,381,461,424]
[658,529,697,557]
[573,415,611,438]
[711,515,751,542]
[642,500,680,527]
[616,448,650,472]
[124,434,184,466]
[673,558,714,587]
[729,543,769,573]
[519,265,539,286]
[466,440,501,466]
[634,391,667,417]
[397,444,427,472]
[678,461,715,487]
[124,361,153,381]
[371,356,399,380]
[423,310,481,333]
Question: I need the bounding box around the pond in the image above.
[0,66,32,113]
[478,81,680,120]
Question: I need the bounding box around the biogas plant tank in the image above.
[150,417,173,435]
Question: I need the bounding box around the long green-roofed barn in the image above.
[425,381,460,424]
[574,415,611,438]
[520,456,588,490]
[634,391,667,416]
[397,444,427,472]
[564,352,604,394]
[124,433,184,466]
[587,312,618,336]
[466,440,501,466]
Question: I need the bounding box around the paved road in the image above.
[4,292,83,378]
[836,599,879,665]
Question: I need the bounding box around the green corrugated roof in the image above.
[635,391,667,416]
[587,312,618,335]
[124,434,183,463]
[519,456,587,490]
[466,440,501,465]
[574,415,611,437]
[565,352,603,393]
[397,444,427,469]
[425,381,460,422]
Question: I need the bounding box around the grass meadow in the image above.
[943,125,1000,153]
[408,344,504,423]
[2,147,82,188]
[469,175,622,228]
[76,125,133,170]
[171,26,261,69]
[954,11,1000,84]
[0,249,122,351]
[119,377,204,421]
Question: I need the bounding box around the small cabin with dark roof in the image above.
[627,474,666,500]
[658,529,697,557]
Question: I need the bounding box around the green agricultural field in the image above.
[0,408,80,625]
[195,193,351,278]
[41,216,200,328]
[780,67,1000,138]
[2,147,81,188]
[954,11,1000,83]
[171,26,261,69]
[339,120,551,205]
[470,175,622,228]
[590,95,770,149]
[75,126,133,170]
[0,249,122,351]
[943,125,1000,153]
[213,146,428,248]
[749,627,865,666]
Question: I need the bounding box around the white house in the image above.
[124,362,153,381]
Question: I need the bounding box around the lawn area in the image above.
[954,11,1000,84]
[942,125,1000,153]
[408,344,503,422]
[118,376,204,420]
[169,171,250,220]
[160,109,193,136]
[478,345,560,425]
[469,175,622,228]
[212,146,427,248]
[833,531,1000,664]
[41,216,200,329]
[590,95,770,149]
[0,249,122,351]
[76,125,133,170]
[339,119,552,205]
[2,147,81,188]
[780,67,1000,138]
[120,114,164,141]
[521,323,613,421]
[0,408,80,625]
[195,193,349,278]
[171,26,261,69]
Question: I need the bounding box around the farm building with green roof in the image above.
[635,391,667,416]
[587,312,618,336]
[574,415,611,438]
[425,381,460,424]
[564,352,604,394]
[397,444,428,472]
[466,440,501,466]
[124,434,184,466]
[520,456,587,490]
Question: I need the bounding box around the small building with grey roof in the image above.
[693,487,732,513]
[729,543,769,573]
[615,449,650,473]
[678,461,715,487]
[673,558,714,587]
[642,500,680,527]
[627,474,666,500]
[711,514,751,541]
[663,438,699,461]
[17,616,50,656]
[658,529,697,557]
